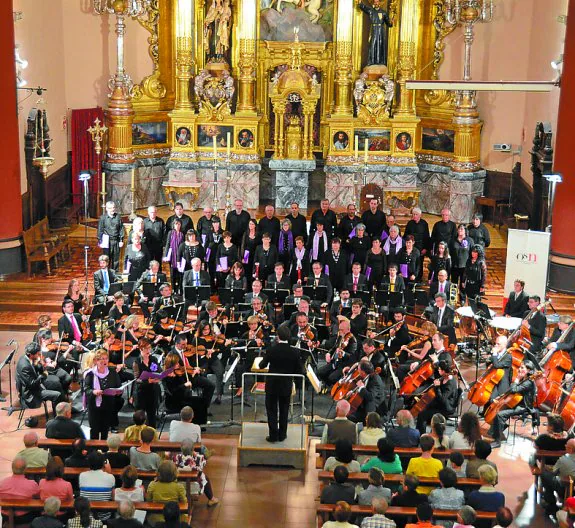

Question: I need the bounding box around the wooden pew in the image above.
[317,471,483,492]
[22,217,69,276]
[314,443,474,469]
[37,438,195,453]
[0,499,187,528]
[23,466,199,514]
[316,503,498,527]
[531,449,569,512]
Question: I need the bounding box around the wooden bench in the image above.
[0,499,187,528]
[315,443,475,469]
[37,438,196,453]
[316,503,498,527]
[531,449,571,512]
[317,471,483,492]
[24,466,199,515]
[22,217,70,276]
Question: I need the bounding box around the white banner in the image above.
[504,229,551,301]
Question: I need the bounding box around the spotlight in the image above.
[551,55,563,70]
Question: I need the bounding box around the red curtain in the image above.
[71,107,105,205]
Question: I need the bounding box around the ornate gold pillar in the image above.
[333,0,353,116]
[237,0,257,114]
[395,0,419,116]
[302,110,310,159]
[175,0,194,111]
[278,112,285,158]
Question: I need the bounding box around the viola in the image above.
[183,344,208,358]
[173,365,205,376]
[81,320,93,341]
[46,342,71,352]
[160,319,185,332]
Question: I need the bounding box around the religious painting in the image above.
[422,127,455,153]
[259,0,334,42]
[238,129,255,148]
[355,129,391,151]
[197,124,234,148]
[333,131,349,151]
[132,122,168,145]
[175,126,191,146]
[395,131,412,151]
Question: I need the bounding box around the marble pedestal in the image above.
[418,164,486,223]
[269,159,316,209]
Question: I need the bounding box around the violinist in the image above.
[522,295,547,354]
[152,309,175,353]
[382,309,411,358]
[317,317,358,386]
[248,297,275,332]
[488,360,537,448]
[37,329,73,392]
[414,360,459,435]
[133,338,161,428]
[195,301,228,335]
[101,329,127,371]
[329,288,352,332]
[348,359,386,424]
[94,254,119,304]
[134,260,168,320]
[170,334,215,410]
[396,321,437,381]
[33,314,52,344]
[289,312,318,350]
[64,278,87,314]
[151,283,184,321]
[234,316,269,393]
[57,299,87,357]
[349,299,368,340]
[108,291,132,324]
[543,315,575,363]
[486,335,513,401]
[195,321,226,404]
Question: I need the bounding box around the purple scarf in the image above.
[312,231,327,260]
[91,366,110,407]
[170,231,184,268]
[278,230,294,254]
[294,247,305,268]
[383,235,402,255]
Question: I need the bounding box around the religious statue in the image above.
[379,74,395,116]
[222,70,235,103]
[204,0,232,60]
[216,0,232,57]
[356,0,392,66]
[353,72,368,110]
[194,69,212,101]
[286,114,303,159]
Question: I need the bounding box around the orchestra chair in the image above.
[445,387,465,429]
[15,381,50,430]
[507,408,539,446]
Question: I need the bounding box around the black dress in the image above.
[63,294,85,314]
[125,244,151,282]
[365,250,386,287]
[215,243,238,287]
[428,255,452,282]
[178,243,205,272]
[84,368,122,440]
[133,356,161,428]
[397,247,421,284]
[349,235,371,267]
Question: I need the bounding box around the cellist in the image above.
[485,335,513,402]
[348,359,386,424]
[543,315,575,363]
[489,360,537,448]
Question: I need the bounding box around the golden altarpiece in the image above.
[100,0,485,221]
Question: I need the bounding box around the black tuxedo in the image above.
[383,322,411,356]
[285,213,308,243]
[343,273,368,293]
[16,355,61,409]
[94,268,119,302]
[166,213,193,236]
[266,273,291,291]
[504,291,529,318]
[351,373,385,423]
[244,292,269,305]
[260,341,304,441]
[526,310,547,353]
[58,313,84,344]
[489,351,513,397]
[429,305,456,345]
[429,280,453,302]
[143,217,166,262]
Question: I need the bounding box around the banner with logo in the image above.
[504,229,551,301]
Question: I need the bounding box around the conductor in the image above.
[259,325,304,443]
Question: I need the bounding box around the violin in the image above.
[108,339,134,353]
[46,342,71,353]
[397,335,429,358]
[174,365,205,376]
[81,320,93,341]
[183,344,208,358]
[160,318,185,332]
[248,327,265,342]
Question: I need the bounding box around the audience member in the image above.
[79,451,114,520]
[113,466,145,523]
[145,461,188,526]
[360,497,396,528]
[428,468,465,527]
[31,497,64,528]
[358,468,392,506]
[449,412,482,450]
[430,414,449,450]
[361,438,402,474]
[0,457,40,523]
[105,434,130,469]
[129,427,161,471]
[324,439,361,472]
[540,438,575,515]
[169,406,201,444]
[533,413,568,467]
[322,400,358,445]
[323,501,359,528]
[124,411,159,442]
[387,410,420,448]
[46,402,85,459]
[452,506,477,528]
[466,465,505,513]
[65,438,89,468]
[493,506,513,528]
[359,412,386,446]
[390,474,429,508]
[16,432,50,468]
[153,501,192,528]
[405,503,441,528]
[406,435,443,495]
[447,452,467,478]
[106,501,143,528]
[67,496,103,528]
[39,457,74,503]
[320,465,357,505]
[465,440,497,480]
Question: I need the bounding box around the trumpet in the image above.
[449,283,459,307]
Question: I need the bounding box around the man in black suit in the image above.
[310,198,338,240]
[285,202,308,243]
[323,237,349,293]
[404,207,430,279]
[308,260,334,304]
[97,201,125,271]
[166,202,193,236]
[429,269,453,306]
[285,283,304,306]
[266,262,291,290]
[338,204,360,248]
[329,288,352,332]
[543,315,575,363]
[93,254,119,304]
[430,208,458,251]
[58,299,85,352]
[143,206,166,264]
[151,283,184,321]
[361,198,386,240]
[380,263,406,294]
[318,318,358,386]
[429,292,457,346]
[523,295,546,354]
[504,279,529,318]
[182,257,211,288]
[196,206,221,240]
[225,199,251,247]
[16,343,62,412]
[134,260,168,319]
[257,205,281,245]
[259,325,304,442]
[244,279,269,305]
[349,359,385,423]
[343,262,368,294]
[383,309,412,357]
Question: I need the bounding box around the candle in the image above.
[354,135,359,160]
[364,139,369,163]
[102,172,106,195]
[213,135,217,159]
[131,168,135,190]
[226,132,231,158]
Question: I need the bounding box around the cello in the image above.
[342,367,382,413]
[399,344,455,397]
[484,369,536,424]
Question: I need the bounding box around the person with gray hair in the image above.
[386,410,420,448]
[404,207,430,279]
[169,405,202,444]
[97,201,124,270]
[16,431,50,467]
[46,402,85,461]
[31,496,64,528]
[106,500,143,528]
[431,208,457,251]
[360,497,396,528]
[105,434,130,469]
[0,457,40,522]
[144,205,166,263]
[454,505,476,528]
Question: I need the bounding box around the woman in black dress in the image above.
[253,233,279,283]
[397,235,421,285]
[349,223,371,268]
[125,233,151,283]
[463,244,487,303]
[84,349,122,439]
[365,237,386,287]
[450,224,474,289]
[133,338,161,428]
[64,278,86,314]
[178,230,205,272]
[428,241,452,283]
[215,231,238,288]
[205,219,224,290]
[240,218,260,283]
[278,218,295,269]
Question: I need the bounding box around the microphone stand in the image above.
[1,342,18,415]
[79,172,92,300]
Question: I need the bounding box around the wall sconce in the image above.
[15,45,28,88]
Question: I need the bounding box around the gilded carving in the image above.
[431,0,457,80]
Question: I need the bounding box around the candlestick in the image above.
[354,135,359,160]
[364,139,368,163]
[226,132,231,158]
[213,135,217,160]
[131,168,135,189]
[102,172,106,195]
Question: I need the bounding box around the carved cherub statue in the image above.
[194,69,211,100]
[379,74,395,113]
[222,70,235,102]
[311,73,319,87]
[353,72,368,108]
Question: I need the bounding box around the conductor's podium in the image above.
[238,422,308,469]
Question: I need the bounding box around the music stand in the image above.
[108,282,124,296]
[303,285,327,303]
[314,323,330,342]
[470,298,492,320]
[0,348,17,414]
[263,288,290,305]
[217,287,244,306]
[186,285,211,306]
[237,303,252,316]
[225,321,247,339]
[122,281,135,295]
[468,299,493,380]
[89,303,108,322]
[351,290,371,307]
[142,282,157,299]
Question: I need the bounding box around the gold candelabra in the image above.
[87,117,108,214]
[32,107,54,179]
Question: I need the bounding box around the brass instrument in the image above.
[449,283,459,308]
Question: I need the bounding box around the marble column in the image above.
[0,0,24,274]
